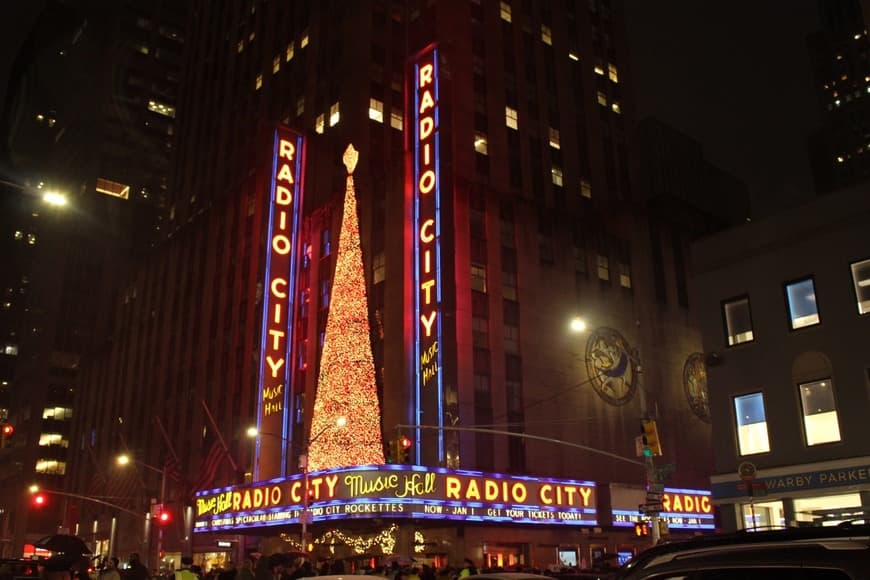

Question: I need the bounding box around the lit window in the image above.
[390,111,404,131]
[541,25,552,45]
[734,392,770,455]
[138,45,150,55]
[237,40,244,53]
[580,179,592,199]
[42,407,73,419]
[286,41,295,61]
[296,96,305,116]
[850,258,870,314]
[14,230,23,240]
[96,177,130,200]
[4,344,19,356]
[568,51,580,62]
[594,65,605,76]
[785,277,820,329]
[611,102,621,114]
[26,234,36,245]
[597,255,609,281]
[300,30,309,48]
[373,251,386,284]
[597,91,607,106]
[500,1,512,22]
[315,114,325,134]
[548,127,560,149]
[39,433,69,448]
[369,98,384,123]
[723,296,754,346]
[618,262,631,288]
[147,100,176,118]
[551,166,563,187]
[36,114,45,122]
[799,379,841,446]
[505,106,518,130]
[272,55,280,74]
[471,263,487,293]
[255,74,263,90]
[474,132,488,155]
[249,32,255,42]
[329,102,340,127]
[35,460,66,475]
[608,63,619,83]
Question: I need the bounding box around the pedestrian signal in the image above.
[634,522,650,537]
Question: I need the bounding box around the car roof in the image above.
[618,523,870,578]
[467,574,553,580]
[299,576,389,580]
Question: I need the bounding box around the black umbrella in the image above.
[34,534,92,556]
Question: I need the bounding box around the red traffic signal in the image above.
[398,436,412,464]
[399,436,412,449]
[1,424,13,437]
[157,510,171,525]
[32,493,47,508]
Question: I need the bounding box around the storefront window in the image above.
[741,499,784,530]
[794,493,862,526]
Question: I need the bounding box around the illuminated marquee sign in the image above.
[613,487,715,531]
[411,44,445,461]
[194,465,597,532]
[255,126,306,480]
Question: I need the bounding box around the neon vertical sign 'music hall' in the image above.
[255,126,306,480]
[412,45,444,461]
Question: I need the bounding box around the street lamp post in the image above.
[117,454,166,570]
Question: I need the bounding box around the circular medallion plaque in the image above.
[683,352,711,423]
[583,327,639,406]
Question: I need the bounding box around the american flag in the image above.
[190,440,226,497]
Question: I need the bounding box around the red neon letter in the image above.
[419,63,434,88]
[272,235,291,255]
[268,329,285,350]
[420,311,437,336]
[279,139,295,160]
[419,90,435,115]
[276,163,294,184]
[420,219,435,243]
[419,170,436,195]
[276,186,293,205]
[271,278,287,298]
[420,116,434,140]
[266,356,285,378]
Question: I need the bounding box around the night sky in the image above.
[2,1,865,217]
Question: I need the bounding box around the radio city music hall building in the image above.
[68,0,720,568]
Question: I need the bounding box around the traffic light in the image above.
[32,493,47,508]
[1,423,13,448]
[157,509,171,525]
[634,521,650,537]
[641,420,662,457]
[399,436,412,464]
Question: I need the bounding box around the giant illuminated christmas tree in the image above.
[307,144,385,470]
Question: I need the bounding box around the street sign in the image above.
[738,461,757,481]
[646,492,663,503]
[736,480,767,497]
[639,502,663,514]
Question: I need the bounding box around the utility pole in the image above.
[637,372,662,545]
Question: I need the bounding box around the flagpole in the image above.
[200,399,239,473]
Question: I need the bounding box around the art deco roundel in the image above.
[584,327,639,406]
[683,352,711,423]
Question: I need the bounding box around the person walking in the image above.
[175,557,198,580]
[101,558,121,580]
[124,554,148,580]
[458,559,477,578]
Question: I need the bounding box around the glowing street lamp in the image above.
[42,191,68,207]
[570,317,588,333]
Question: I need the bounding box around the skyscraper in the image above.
[69,0,717,565]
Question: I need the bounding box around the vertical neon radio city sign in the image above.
[255,126,306,481]
[412,45,444,461]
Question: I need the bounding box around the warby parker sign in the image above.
[194,465,597,532]
[411,44,445,461]
[255,126,306,480]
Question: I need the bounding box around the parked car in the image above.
[616,522,870,579]
[0,559,40,579]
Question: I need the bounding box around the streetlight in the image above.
[298,416,347,549]
[570,316,588,333]
[42,191,68,206]
[116,453,167,569]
